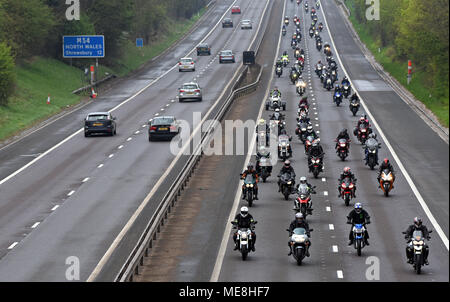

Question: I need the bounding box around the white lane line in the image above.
[317,131,320,134]
[118,145,124,149]
[0,0,241,189]
[316,124,319,127]
[210,0,279,283]
[161,108,165,111]
[67,190,75,196]
[127,137,132,141]
[324,191,328,196]
[97,164,104,169]
[315,117,319,120]
[31,222,40,229]
[329,224,335,230]
[108,154,114,158]
[51,205,59,211]
[166,104,170,107]
[89,0,271,281]
[154,113,160,116]
[171,99,175,103]
[319,0,449,250]
[326,206,331,212]
[322,177,326,182]
[7,242,18,250]
[82,177,90,183]
[332,245,339,253]
[337,270,344,279]
[142,125,146,128]
[135,131,140,134]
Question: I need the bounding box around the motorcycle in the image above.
[279,172,295,200]
[340,177,355,206]
[363,140,380,170]
[324,77,332,90]
[357,124,372,144]
[232,221,257,260]
[282,57,289,67]
[294,184,315,217]
[296,120,309,143]
[296,81,307,95]
[330,69,338,84]
[318,23,323,32]
[324,46,332,56]
[315,65,322,77]
[309,155,323,178]
[257,156,272,183]
[342,84,351,98]
[284,19,289,26]
[348,222,368,256]
[287,228,313,265]
[290,71,299,84]
[256,129,268,147]
[276,65,283,77]
[304,135,314,154]
[349,98,360,116]
[282,28,286,36]
[291,40,297,49]
[333,90,343,106]
[379,169,394,197]
[309,29,314,38]
[316,1,320,8]
[335,138,350,161]
[278,135,292,161]
[241,174,257,207]
[403,230,432,274]
[316,41,322,51]
[294,49,301,59]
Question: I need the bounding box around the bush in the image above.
[0,42,15,106]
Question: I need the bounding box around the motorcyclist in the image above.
[335,128,350,150]
[338,167,357,198]
[341,76,350,87]
[354,114,370,136]
[363,133,381,164]
[308,139,324,169]
[270,86,282,98]
[404,217,430,265]
[232,206,257,251]
[305,124,318,140]
[288,212,311,256]
[275,59,283,68]
[278,160,296,191]
[256,145,272,174]
[241,163,259,200]
[347,202,370,246]
[270,108,284,121]
[256,118,270,145]
[350,92,359,103]
[299,95,308,108]
[282,51,289,63]
[377,158,396,186]
[298,176,316,194]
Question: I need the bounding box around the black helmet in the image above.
[414,217,422,227]
[247,163,254,170]
[280,129,287,135]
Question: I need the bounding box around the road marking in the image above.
[108,154,114,158]
[326,206,331,212]
[97,164,104,168]
[324,191,328,196]
[337,270,344,279]
[154,113,159,116]
[166,104,170,107]
[332,245,338,253]
[118,145,124,149]
[135,131,140,134]
[161,108,165,111]
[329,224,334,230]
[127,137,132,141]
[51,205,59,211]
[319,0,449,250]
[142,125,146,128]
[322,177,326,181]
[82,177,90,183]
[7,242,18,250]
[67,190,75,196]
[31,222,40,229]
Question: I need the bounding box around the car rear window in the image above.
[221,51,232,55]
[87,114,108,121]
[198,44,209,49]
[152,118,174,125]
[181,58,193,63]
[183,84,198,89]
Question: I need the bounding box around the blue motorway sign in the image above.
[136,38,144,47]
[63,35,105,58]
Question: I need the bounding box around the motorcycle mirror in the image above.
[401,231,406,234]
[253,221,258,224]
[309,229,314,232]
[286,229,290,232]
[429,230,433,233]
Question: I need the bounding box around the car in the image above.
[241,19,252,29]
[84,112,117,137]
[196,43,211,56]
[148,116,180,141]
[178,82,202,102]
[231,6,241,14]
[219,50,235,63]
[222,18,233,28]
[178,57,195,72]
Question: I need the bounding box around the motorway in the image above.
[0,0,270,281]
[0,0,448,282]
[136,0,448,282]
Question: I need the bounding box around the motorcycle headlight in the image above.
[370,149,376,153]
[413,240,424,246]
[301,128,306,131]
[246,184,250,188]
[250,184,254,188]
[287,181,292,184]
[340,143,346,147]
[361,129,366,132]
[282,142,286,146]
[241,232,248,239]
[349,184,354,189]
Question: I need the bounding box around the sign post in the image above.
[407,60,412,85]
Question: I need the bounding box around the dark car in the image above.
[84,112,117,137]
[196,43,211,56]
[148,116,180,141]
[222,18,233,28]
[219,50,235,63]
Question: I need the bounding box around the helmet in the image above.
[307,125,313,132]
[259,118,265,125]
[275,108,280,112]
[280,129,287,135]
[368,133,375,139]
[240,206,249,218]
[295,212,304,221]
[414,217,422,227]
[341,129,347,135]
[359,116,365,122]
[247,162,254,170]
[383,158,389,165]
[354,202,362,213]
[343,167,351,174]
[283,51,287,56]
[284,160,291,168]
[300,176,307,184]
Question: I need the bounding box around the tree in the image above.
[0,42,15,106]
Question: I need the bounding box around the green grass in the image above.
[345,1,449,127]
[0,8,206,142]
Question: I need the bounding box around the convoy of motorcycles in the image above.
[230,0,430,275]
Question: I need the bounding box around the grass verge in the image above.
[344,0,449,127]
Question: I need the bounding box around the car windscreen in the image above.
[182,84,198,89]
[221,51,232,55]
[152,118,174,125]
[87,115,108,121]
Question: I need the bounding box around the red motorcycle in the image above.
[340,178,355,206]
[357,124,372,144]
[335,138,350,161]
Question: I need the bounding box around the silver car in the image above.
[219,50,235,63]
[241,20,252,29]
[178,57,195,72]
[178,82,202,102]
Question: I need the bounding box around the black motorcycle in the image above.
[279,172,295,200]
[349,98,360,116]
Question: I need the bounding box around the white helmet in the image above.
[295,212,304,219]
[300,176,307,184]
[275,108,280,112]
[240,206,249,217]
